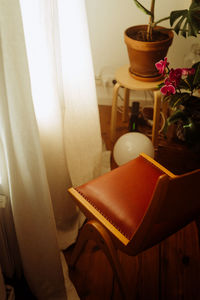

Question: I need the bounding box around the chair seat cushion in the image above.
[75,156,164,240]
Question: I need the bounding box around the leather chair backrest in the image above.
[126,161,200,256]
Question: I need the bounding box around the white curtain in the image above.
[0,0,106,299]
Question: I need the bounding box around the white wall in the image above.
[85,0,197,105]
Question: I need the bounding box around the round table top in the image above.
[115,65,163,91]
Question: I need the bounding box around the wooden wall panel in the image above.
[160,222,200,300]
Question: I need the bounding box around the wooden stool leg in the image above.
[152,90,161,147]
[122,88,130,122]
[70,220,130,299]
[110,82,121,142]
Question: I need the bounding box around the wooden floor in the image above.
[64,105,200,300]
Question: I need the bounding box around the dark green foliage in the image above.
[170,2,200,37]
[132,0,200,38]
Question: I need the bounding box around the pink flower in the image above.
[160,84,176,95]
[155,57,169,75]
[164,78,172,85]
[157,58,197,96]
[181,68,195,76]
[160,78,176,95]
[169,68,182,87]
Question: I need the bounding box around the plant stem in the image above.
[154,16,170,26]
[147,0,155,41]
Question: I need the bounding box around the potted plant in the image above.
[124,0,200,81]
[155,57,200,152]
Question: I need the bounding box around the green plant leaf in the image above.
[133,0,152,16]
[173,16,185,35]
[189,2,200,33]
[181,19,188,37]
[168,93,180,107]
[169,2,200,37]
[186,1,200,36]
[163,110,200,143]
[187,20,196,37]
[178,78,192,90]
[167,109,188,125]
[168,93,190,108]
[170,10,187,27]
[183,117,198,143]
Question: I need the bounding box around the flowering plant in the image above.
[155,57,200,149]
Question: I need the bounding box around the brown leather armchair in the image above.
[68,153,200,299]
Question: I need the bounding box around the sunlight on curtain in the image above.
[19,0,78,240]
[0,0,67,298]
[58,0,103,186]
[19,1,104,248]
[0,0,109,298]
[20,0,103,186]
[18,0,110,260]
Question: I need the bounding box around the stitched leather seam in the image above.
[75,188,131,240]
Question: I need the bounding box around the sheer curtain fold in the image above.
[57,0,103,186]
[19,0,78,236]
[0,1,67,299]
[20,0,103,247]
[0,0,104,299]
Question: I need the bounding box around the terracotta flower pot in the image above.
[124,25,174,82]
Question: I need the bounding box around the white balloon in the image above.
[113,132,154,166]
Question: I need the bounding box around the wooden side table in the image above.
[110,65,164,147]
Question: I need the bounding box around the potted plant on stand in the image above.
[124,0,200,81]
[155,57,200,170]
